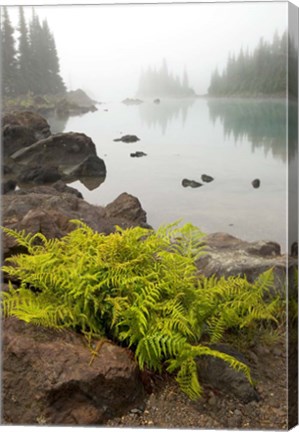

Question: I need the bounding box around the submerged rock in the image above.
[114,135,140,143]
[201,174,214,183]
[130,151,147,158]
[122,98,143,105]
[2,317,145,425]
[252,179,261,188]
[182,179,203,188]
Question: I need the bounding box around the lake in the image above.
[48,98,295,252]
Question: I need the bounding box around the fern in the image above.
[1,220,280,400]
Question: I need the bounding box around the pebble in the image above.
[208,395,217,406]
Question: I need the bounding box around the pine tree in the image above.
[40,19,66,94]
[18,6,31,95]
[1,6,18,96]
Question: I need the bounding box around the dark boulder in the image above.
[2,111,51,140]
[252,179,261,188]
[201,174,214,183]
[182,178,203,188]
[2,124,37,157]
[66,155,106,179]
[114,135,140,143]
[130,151,147,158]
[2,179,17,195]
[196,343,259,403]
[17,166,62,185]
[11,132,97,168]
[2,317,145,425]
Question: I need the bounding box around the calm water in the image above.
[49,98,295,251]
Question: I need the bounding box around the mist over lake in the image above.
[48,97,290,251]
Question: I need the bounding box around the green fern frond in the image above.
[1,220,279,401]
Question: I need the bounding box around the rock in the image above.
[2,317,145,425]
[11,132,97,168]
[2,124,37,157]
[114,135,140,143]
[2,189,150,259]
[153,99,160,104]
[65,154,106,180]
[130,152,147,158]
[196,343,260,403]
[8,132,106,189]
[182,179,203,188]
[12,181,83,199]
[105,192,147,225]
[196,232,297,296]
[2,111,51,140]
[201,174,214,183]
[2,179,17,194]
[122,98,143,105]
[252,179,260,188]
[17,166,62,185]
[56,89,97,116]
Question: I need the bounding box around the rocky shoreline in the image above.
[1,108,297,427]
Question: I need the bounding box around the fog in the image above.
[8,2,287,101]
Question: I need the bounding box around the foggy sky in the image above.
[7,2,287,101]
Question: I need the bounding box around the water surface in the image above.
[50,98,290,250]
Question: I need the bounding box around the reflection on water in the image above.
[45,113,69,134]
[138,98,194,134]
[207,99,296,162]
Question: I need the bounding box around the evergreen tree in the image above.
[18,6,31,95]
[40,19,66,94]
[1,6,18,96]
[208,32,288,97]
[137,59,195,98]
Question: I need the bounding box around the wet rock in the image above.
[114,135,140,143]
[130,151,147,158]
[182,179,203,188]
[201,174,214,183]
[122,98,143,105]
[196,232,296,296]
[252,179,261,188]
[196,343,260,403]
[2,317,145,425]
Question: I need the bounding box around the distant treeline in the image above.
[208,32,297,98]
[1,6,66,97]
[137,59,195,98]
